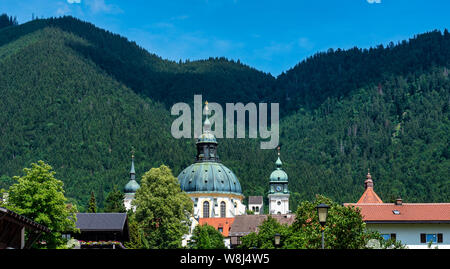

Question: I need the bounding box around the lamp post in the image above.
[316,203,330,249]
[274,233,281,248]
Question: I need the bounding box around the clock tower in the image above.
[268,147,290,214]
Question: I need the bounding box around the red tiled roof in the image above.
[356,172,383,204]
[199,217,235,237]
[344,203,450,223]
[357,187,383,204]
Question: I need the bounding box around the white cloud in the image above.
[367,0,381,3]
[67,0,81,4]
[85,0,122,14]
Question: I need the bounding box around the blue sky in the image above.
[1,0,449,75]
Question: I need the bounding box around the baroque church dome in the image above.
[177,102,243,196]
[178,162,242,195]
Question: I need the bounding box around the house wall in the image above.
[123,193,135,212]
[268,194,290,214]
[249,203,263,214]
[367,223,450,249]
[191,195,246,218]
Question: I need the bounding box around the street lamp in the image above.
[316,203,330,249]
[274,233,281,247]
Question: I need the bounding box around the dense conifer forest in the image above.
[0,16,448,211]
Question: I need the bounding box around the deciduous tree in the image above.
[133,165,193,249]
[188,224,226,249]
[5,161,78,249]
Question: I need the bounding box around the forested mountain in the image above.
[0,16,448,211]
[275,30,450,116]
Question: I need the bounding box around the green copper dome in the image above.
[124,179,140,193]
[124,155,140,193]
[270,157,288,182]
[178,162,243,195]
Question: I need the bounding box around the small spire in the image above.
[130,152,135,179]
[364,169,373,189]
[275,146,282,169]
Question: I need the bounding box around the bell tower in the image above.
[268,147,290,214]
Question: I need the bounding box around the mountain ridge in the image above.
[0,16,448,211]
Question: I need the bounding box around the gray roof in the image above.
[248,196,263,204]
[229,214,296,237]
[0,207,50,233]
[75,213,128,232]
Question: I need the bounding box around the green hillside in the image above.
[0,16,448,211]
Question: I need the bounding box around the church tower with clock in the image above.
[268,147,290,215]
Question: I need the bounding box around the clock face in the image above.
[276,185,282,192]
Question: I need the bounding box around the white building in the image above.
[248,196,263,215]
[345,172,450,249]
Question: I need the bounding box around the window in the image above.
[421,233,443,243]
[218,227,223,233]
[381,234,391,241]
[203,201,210,218]
[255,206,259,213]
[381,234,396,241]
[62,234,71,240]
[220,201,226,218]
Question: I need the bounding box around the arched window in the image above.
[203,201,210,218]
[220,201,226,218]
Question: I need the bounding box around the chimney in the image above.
[395,197,403,206]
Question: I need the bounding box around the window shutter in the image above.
[420,233,426,243]
[390,233,396,241]
[437,233,443,243]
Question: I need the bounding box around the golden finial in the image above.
[131,147,135,159]
[204,101,209,114]
[277,146,281,156]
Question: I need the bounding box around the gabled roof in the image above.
[344,203,450,223]
[198,217,235,237]
[248,196,263,204]
[0,207,50,233]
[229,214,295,237]
[75,213,128,232]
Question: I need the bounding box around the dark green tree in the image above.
[0,13,18,29]
[104,185,126,213]
[87,191,97,213]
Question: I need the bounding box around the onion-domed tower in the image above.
[124,153,140,211]
[268,147,290,214]
[178,102,246,218]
